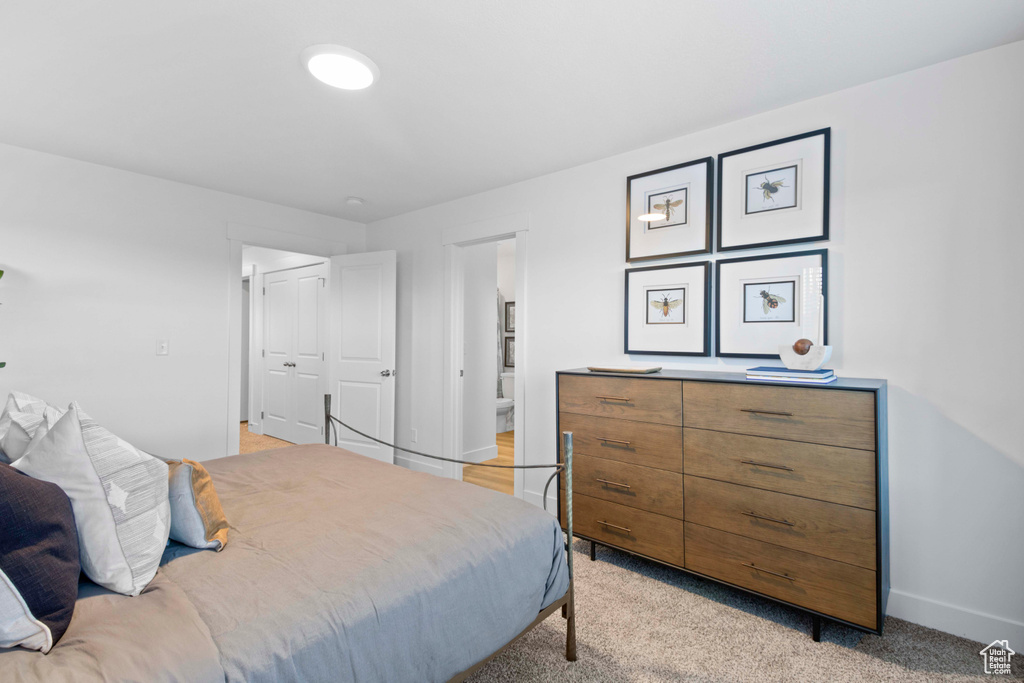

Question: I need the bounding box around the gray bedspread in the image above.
[0,444,570,682]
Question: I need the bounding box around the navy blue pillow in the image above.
[0,462,80,652]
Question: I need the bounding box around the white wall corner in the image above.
[887,589,1024,651]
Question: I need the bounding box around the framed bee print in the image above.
[625,261,710,356]
[717,128,830,252]
[505,301,515,333]
[626,157,713,262]
[715,249,827,358]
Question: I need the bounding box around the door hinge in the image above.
[261,411,264,420]
[322,352,325,361]
[262,287,265,295]
[320,426,324,435]
[460,369,464,377]
[262,349,265,358]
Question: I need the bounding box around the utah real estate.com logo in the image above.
[979,640,1015,675]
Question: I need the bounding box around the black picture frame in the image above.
[715,249,828,359]
[717,128,830,252]
[626,157,713,262]
[624,261,711,356]
[504,336,515,368]
[504,301,515,333]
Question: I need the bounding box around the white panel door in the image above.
[262,262,328,444]
[328,251,397,463]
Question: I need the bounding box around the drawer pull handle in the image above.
[742,511,795,527]
[597,437,632,446]
[740,460,795,472]
[596,395,631,403]
[740,408,794,417]
[742,562,795,581]
[597,520,632,533]
[595,478,631,490]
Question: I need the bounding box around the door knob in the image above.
[380,369,391,377]
[284,362,295,367]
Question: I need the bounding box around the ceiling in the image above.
[2,2,1022,223]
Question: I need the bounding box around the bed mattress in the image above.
[0,444,570,682]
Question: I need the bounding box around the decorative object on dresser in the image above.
[717,128,830,252]
[716,249,827,358]
[626,157,714,262]
[625,262,711,356]
[556,368,888,641]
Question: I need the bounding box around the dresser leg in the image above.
[590,541,596,561]
[812,615,822,642]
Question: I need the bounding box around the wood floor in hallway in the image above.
[463,430,514,495]
[239,421,293,454]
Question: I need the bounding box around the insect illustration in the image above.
[759,288,786,314]
[652,195,684,221]
[757,175,786,202]
[651,293,683,318]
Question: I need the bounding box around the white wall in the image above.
[461,241,498,462]
[367,41,1024,646]
[0,142,365,461]
[240,278,250,422]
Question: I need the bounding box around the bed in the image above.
[0,443,574,682]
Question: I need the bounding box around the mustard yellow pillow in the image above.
[166,459,229,551]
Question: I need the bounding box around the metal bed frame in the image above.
[323,395,576,678]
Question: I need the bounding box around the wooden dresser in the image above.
[556,368,888,639]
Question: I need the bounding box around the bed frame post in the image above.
[563,431,577,662]
[324,394,331,445]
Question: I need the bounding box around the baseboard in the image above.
[524,489,559,516]
[395,454,443,474]
[887,589,1024,649]
[461,445,497,464]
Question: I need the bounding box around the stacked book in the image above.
[746,366,837,384]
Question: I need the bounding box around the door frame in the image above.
[442,213,529,499]
[226,223,349,457]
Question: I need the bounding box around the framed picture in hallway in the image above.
[624,261,711,356]
[626,157,713,262]
[717,128,830,252]
[504,336,515,368]
[505,301,515,332]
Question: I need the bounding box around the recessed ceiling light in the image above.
[346,196,365,206]
[301,44,379,90]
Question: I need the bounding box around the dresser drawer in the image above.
[563,454,682,519]
[683,382,875,451]
[560,375,682,426]
[683,428,876,510]
[684,476,875,569]
[563,493,685,567]
[685,523,877,629]
[559,413,682,472]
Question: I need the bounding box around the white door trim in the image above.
[226,222,349,457]
[442,214,529,499]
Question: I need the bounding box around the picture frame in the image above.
[504,336,515,368]
[626,157,713,262]
[504,301,515,333]
[625,261,711,356]
[717,128,830,252]
[715,249,828,358]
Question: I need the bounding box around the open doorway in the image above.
[463,238,516,495]
[440,214,528,498]
[239,245,329,454]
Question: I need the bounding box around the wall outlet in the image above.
[411,428,418,443]
[156,339,169,356]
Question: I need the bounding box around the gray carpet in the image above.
[468,539,1022,682]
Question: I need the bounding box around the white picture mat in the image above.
[627,265,706,353]
[721,135,825,248]
[629,162,709,259]
[719,255,823,355]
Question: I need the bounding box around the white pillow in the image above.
[12,403,170,596]
[0,392,52,463]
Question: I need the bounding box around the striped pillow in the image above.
[12,403,170,596]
